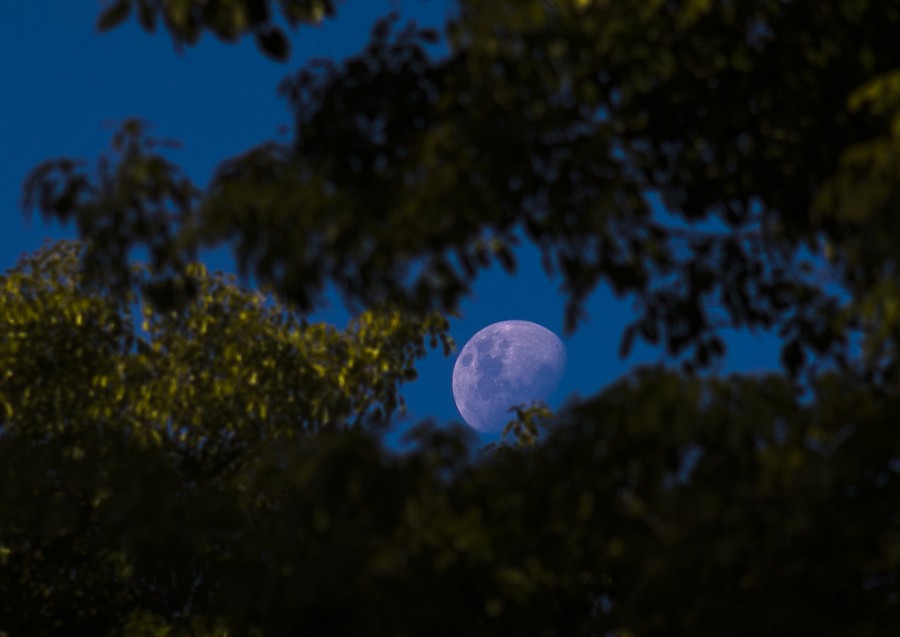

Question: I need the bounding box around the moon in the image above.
[452,320,567,433]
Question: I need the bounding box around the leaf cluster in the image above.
[97,0,336,60]
[26,1,900,383]
[13,1,900,634]
[3,255,900,634]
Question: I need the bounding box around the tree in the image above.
[6,0,900,634]
[0,240,453,635]
[28,0,900,381]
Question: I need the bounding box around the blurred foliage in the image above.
[96,0,337,60]
[2,245,900,634]
[12,0,900,634]
[26,0,900,383]
[0,241,454,635]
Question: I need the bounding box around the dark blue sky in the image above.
[1,1,781,438]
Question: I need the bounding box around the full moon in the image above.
[452,320,567,433]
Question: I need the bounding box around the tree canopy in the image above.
[6,0,900,634]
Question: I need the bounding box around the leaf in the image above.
[781,340,805,378]
[137,0,156,31]
[619,324,637,358]
[495,244,516,273]
[97,0,132,33]
[255,27,289,61]
[246,0,271,26]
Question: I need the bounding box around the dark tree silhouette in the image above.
[6,1,900,634]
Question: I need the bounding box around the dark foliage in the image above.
[8,1,900,634]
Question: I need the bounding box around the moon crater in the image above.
[452,320,566,433]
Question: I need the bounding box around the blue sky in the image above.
[1,1,782,439]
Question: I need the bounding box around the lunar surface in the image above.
[452,320,566,433]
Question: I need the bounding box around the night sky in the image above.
[1,1,783,441]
